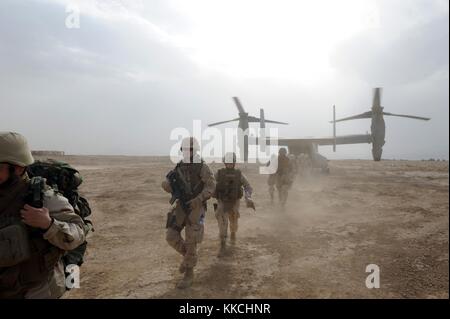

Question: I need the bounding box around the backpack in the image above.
[26,159,93,269]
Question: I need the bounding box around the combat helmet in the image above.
[278,147,288,156]
[223,152,237,164]
[0,132,34,167]
[180,137,200,152]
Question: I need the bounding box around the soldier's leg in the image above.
[276,183,283,205]
[166,206,187,259]
[177,224,202,289]
[280,183,291,206]
[229,201,240,242]
[215,202,229,242]
[166,227,186,256]
[215,202,228,257]
[183,223,202,269]
[269,185,275,203]
[268,174,276,203]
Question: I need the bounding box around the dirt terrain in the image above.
[40,155,448,299]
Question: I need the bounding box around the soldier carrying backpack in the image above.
[26,159,93,272]
[0,132,87,299]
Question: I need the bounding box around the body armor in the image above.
[216,168,243,202]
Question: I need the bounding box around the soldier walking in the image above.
[213,152,254,257]
[162,137,215,289]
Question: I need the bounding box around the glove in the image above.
[246,199,256,211]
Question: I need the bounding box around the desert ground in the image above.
[38,155,448,299]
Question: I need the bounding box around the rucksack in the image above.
[26,159,93,269]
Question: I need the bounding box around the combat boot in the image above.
[177,267,194,289]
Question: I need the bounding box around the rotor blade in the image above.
[330,111,372,123]
[208,118,240,126]
[383,112,430,121]
[263,119,289,125]
[232,97,245,113]
[247,116,288,125]
[373,87,382,108]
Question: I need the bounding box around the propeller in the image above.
[263,119,289,125]
[330,111,372,123]
[372,87,381,108]
[208,118,240,127]
[382,112,430,121]
[247,116,288,124]
[232,97,245,114]
[331,87,430,122]
[329,87,431,162]
[209,97,288,126]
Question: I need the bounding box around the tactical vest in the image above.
[0,177,62,298]
[276,155,291,175]
[216,168,243,202]
[175,161,205,203]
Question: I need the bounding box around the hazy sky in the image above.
[0,0,448,159]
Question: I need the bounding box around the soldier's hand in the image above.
[20,204,53,230]
[161,180,172,193]
[187,197,203,211]
[246,199,256,211]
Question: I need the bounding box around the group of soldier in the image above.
[162,137,296,289]
[0,132,297,298]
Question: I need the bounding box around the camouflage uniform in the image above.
[268,150,294,207]
[162,151,215,288]
[214,168,253,246]
[0,132,86,299]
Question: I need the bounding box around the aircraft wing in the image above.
[269,134,372,147]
